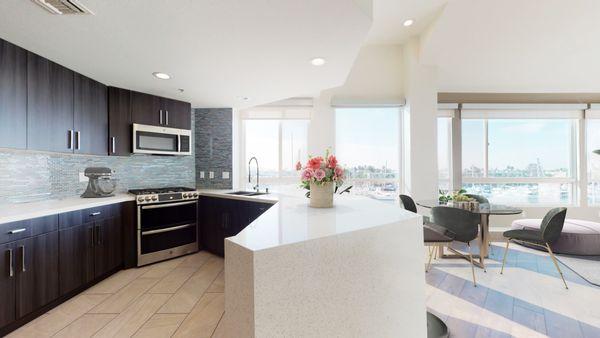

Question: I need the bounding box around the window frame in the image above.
[460,110,582,206]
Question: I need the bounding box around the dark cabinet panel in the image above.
[0,243,16,328]
[131,91,161,126]
[59,223,94,295]
[162,98,191,129]
[108,87,132,156]
[94,216,122,278]
[0,39,27,149]
[16,232,59,318]
[27,52,74,153]
[74,74,108,155]
[246,201,272,225]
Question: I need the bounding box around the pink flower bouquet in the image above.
[296,150,348,193]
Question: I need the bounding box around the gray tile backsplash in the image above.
[0,149,195,204]
[194,108,233,189]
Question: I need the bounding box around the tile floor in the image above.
[8,251,225,338]
[7,243,600,337]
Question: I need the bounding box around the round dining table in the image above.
[416,200,523,269]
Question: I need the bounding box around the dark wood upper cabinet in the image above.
[108,87,132,156]
[0,39,27,149]
[74,74,108,155]
[16,232,59,318]
[27,52,74,153]
[162,98,191,129]
[131,91,161,126]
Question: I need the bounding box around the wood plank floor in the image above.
[7,252,225,338]
[7,244,600,337]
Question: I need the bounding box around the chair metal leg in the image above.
[467,242,477,287]
[500,239,510,275]
[546,243,569,290]
[426,246,434,272]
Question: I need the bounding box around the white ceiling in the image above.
[0,0,371,108]
[366,0,447,44]
[420,0,600,93]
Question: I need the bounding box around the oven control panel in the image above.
[136,191,199,205]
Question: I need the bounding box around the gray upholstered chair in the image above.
[500,207,569,289]
[464,194,489,204]
[400,194,430,223]
[431,206,481,286]
[399,195,454,271]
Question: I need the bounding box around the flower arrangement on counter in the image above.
[296,150,352,197]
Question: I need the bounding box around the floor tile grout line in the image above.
[210,311,226,338]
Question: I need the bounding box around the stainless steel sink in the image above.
[226,191,268,196]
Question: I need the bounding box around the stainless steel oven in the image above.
[132,187,199,266]
[133,123,192,156]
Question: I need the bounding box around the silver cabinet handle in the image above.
[90,212,101,216]
[68,130,74,150]
[141,223,195,236]
[111,137,116,154]
[159,109,163,125]
[20,245,25,272]
[166,110,169,125]
[8,228,26,234]
[76,131,81,150]
[8,249,13,277]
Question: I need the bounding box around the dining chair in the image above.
[431,206,481,286]
[464,194,489,204]
[399,194,431,223]
[500,207,569,289]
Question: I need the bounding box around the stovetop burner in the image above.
[128,187,196,195]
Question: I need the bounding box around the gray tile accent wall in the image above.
[194,108,233,189]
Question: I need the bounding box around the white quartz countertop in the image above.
[225,190,420,252]
[0,194,136,224]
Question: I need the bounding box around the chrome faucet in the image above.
[248,157,260,191]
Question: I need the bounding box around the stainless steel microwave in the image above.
[132,124,192,156]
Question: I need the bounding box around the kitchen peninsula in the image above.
[218,192,427,337]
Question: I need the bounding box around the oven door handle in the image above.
[141,201,197,210]
[141,223,195,236]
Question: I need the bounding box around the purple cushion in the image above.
[510,219,600,256]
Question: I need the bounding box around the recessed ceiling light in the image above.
[152,72,171,80]
[403,19,414,27]
[238,96,250,101]
[310,58,326,66]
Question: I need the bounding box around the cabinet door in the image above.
[246,201,272,225]
[162,98,191,129]
[131,91,161,126]
[0,38,27,149]
[94,216,122,278]
[74,73,108,155]
[27,52,74,153]
[0,243,16,328]
[199,197,223,256]
[108,87,132,156]
[16,232,59,318]
[59,223,94,295]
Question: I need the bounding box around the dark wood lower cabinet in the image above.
[59,223,94,295]
[16,232,59,318]
[94,217,122,279]
[200,197,273,256]
[0,242,17,329]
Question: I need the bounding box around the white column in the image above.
[402,38,439,201]
[308,91,336,155]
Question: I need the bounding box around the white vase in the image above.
[309,181,334,208]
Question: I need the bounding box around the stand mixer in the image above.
[81,167,118,198]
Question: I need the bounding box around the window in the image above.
[243,119,309,187]
[461,117,577,205]
[587,118,600,205]
[335,107,400,200]
[437,117,453,192]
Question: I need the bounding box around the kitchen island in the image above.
[219,192,427,337]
